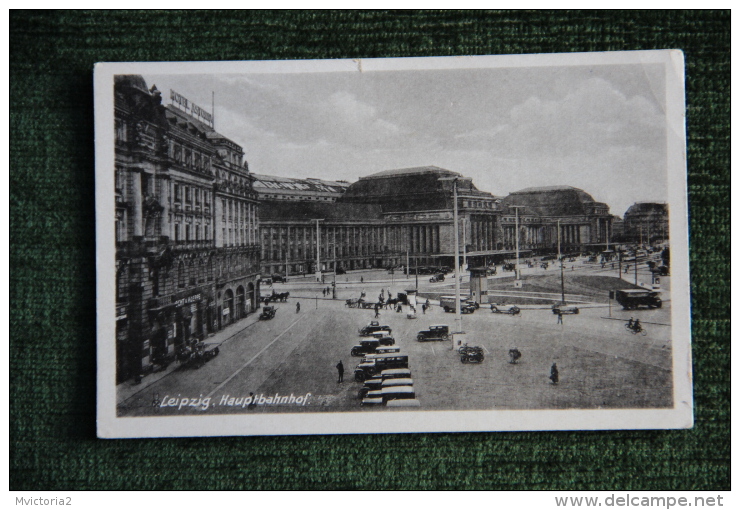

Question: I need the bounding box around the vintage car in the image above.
[379,368,412,380]
[176,341,220,369]
[647,261,670,276]
[350,338,382,357]
[439,296,477,313]
[490,304,521,315]
[429,273,445,283]
[369,332,395,345]
[351,339,400,358]
[358,377,414,399]
[354,353,409,381]
[363,386,417,405]
[464,299,480,310]
[551,302,579,315]
[259,306,277,320]
[359,321,392,336]
[374,346,401,355]
[416,324,451,342]
[270,274,285,283]
[615,289,662,310]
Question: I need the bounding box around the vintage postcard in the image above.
[95,50,692,438]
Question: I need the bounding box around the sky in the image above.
[145,61,669,217]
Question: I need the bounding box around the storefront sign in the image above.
[173,293,201,308]
[222,308,230,316]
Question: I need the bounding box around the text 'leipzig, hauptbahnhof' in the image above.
[114,76,667,383]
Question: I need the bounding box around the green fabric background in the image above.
[10,10,729,490]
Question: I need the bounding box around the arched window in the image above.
[188,260,196,286]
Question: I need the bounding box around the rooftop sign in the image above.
[170,89,213,128]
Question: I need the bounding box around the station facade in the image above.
[256,169,617,276]
[114,76,260,383]
[498,185,615,256]
[256,166,502,275]
[622,202,669,244]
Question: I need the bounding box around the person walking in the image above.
[374,303,380,319]
[336,360,344,383]
[422,303,427,314]
[509,348,522,364]
[361,276,364,284]
[296,302,300,313]
[557,311,563,324]
[550,363,559,385]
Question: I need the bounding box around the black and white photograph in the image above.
[95,51,692,437]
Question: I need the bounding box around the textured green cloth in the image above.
[10,10,729,490]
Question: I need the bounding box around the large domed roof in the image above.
[340,166,479,212]
[501,185,604,216]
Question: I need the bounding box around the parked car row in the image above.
[354,321,419,407]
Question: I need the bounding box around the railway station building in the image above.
[256,166,503,276]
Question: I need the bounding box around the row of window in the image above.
[171,142,211,173]
[462,199,495,209]
[261,194,335,201]
[173,183,211,206]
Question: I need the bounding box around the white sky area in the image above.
[145,63,668,217]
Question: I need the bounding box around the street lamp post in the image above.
[452,178,462,346]
[439,175,472,349]
[511,206,526,280]
[314,219,324,283]
[558,220,565,304]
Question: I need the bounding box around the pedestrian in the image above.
[509,348,522,364]
[396,303,402,313]
[296,302,300,313]
[374,304,380,319]
[422,303,427,314]
[336,360,344,383]
[550,363,559,385]
[361,276,364,283]
[557,311,563,324]
[322,288,326,297]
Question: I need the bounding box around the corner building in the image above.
[114,76,260,383]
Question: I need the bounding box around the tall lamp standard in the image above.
[510,206,526,280]
[314,218,324,283]
[440,175,472,349]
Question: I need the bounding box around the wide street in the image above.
[118,257,673,417]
